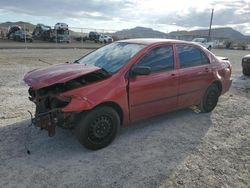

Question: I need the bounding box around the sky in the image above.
[0,0,250,34]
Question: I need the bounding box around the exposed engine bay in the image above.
[28,70,109,136]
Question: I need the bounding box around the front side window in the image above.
[177,45,209,68]
[136,46,174,72]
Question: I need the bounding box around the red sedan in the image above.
[24,39,232,150]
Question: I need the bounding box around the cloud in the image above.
[0,0,250,34]
[156,0,250,28]
[0,0,135,20]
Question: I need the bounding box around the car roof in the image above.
[118,38,192,45]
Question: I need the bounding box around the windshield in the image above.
[77,42,145,74]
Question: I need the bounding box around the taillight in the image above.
[226,62,232,75]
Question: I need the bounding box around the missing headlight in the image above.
[45,96,71,109]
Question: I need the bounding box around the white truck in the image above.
[99,35,113,44]
[192,38,213,50]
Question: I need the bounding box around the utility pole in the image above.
[24,24,27,49]
[208,8,214,42]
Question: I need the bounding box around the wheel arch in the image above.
[211,80,222,95]
[95,101,123,125]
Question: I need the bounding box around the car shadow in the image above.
[0,108,212,188]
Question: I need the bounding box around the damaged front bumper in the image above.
[28,87,77,137]
[31,109,76,137]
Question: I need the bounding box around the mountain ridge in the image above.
[1,21,249,41]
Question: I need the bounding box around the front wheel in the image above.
[75,106,120,150]
[199,84,220,113]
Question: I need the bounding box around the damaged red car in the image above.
[24,39,232,150]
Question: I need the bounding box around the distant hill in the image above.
[169,27,250,42]
[1,21,249,42]
[113,26,250,42]
[0,21,35,33]
[114,26,167,39]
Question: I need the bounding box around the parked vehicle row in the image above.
[6,23,70,43]
[24,38,232,150]
[32,23,70,43]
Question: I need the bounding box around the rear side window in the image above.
[137,46,174,72]
[176,45,209,68]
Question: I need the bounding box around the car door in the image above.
[128,45,178,121]
[176,44,214,108]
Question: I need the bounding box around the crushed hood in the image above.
[24,63,101,90]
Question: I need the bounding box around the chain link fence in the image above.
[0,23,119,49]
[1,23,249,50]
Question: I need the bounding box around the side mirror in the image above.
[131,66,151,76]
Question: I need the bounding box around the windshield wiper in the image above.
[72,60,79,64]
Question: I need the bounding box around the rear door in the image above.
[128,45,178,121]
[175,44,214,108]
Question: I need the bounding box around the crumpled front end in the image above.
[24,65,110,136]
[28,86,76,136]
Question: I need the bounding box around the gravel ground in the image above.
[0,39,102,49]
[0,48,249,188]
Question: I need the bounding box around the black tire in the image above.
[207,46,212,51]
[243,68,250,76]
[75,106,120,150]
[199,84,220,113]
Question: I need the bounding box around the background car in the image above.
[24,39,232,150]
[88,31,100,42]
[192,38,213,50]
[6,25,21,39]
[99,35,113,44]
[242,54,250,76]
[13,30,33,42]
[54,23,68,30]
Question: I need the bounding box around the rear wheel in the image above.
[199,84,220,113]
[75,106,120,150]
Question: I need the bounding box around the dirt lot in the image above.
[0,39,102,49]
[0,48,249,188]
